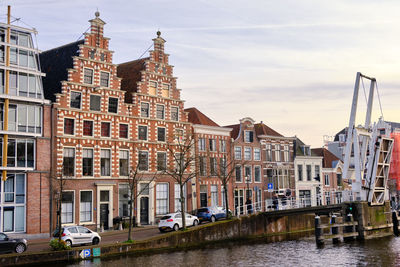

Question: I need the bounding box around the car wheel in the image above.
[159,228,165,233]
[173,224,179,231]
[15,243,26,253]
[92,237,100,245]
[65,240,72,247]
[211,216,216,223]
[193,220,199,226]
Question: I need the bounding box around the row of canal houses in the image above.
[0,10,350,238]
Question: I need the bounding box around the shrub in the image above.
[49,239,70,251]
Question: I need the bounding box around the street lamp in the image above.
[245,175,250,200]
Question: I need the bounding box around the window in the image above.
[156,183,168,215]
[234,147,242,160]
[175,153,184,172]
[220,140,226,153]
[141,102,149,118]
[84,68,93,84]
[220,157,227,176]
[245,166,252,182]
[100,149,111,176]
[80,191,92,222]
[171,106,179,121]
[275,145,281,161]
[254,166,261,182]
[64,118,74,135]
[119,124,128,139]
[101,122,110,137]
[90,95,101,111]
[156,104,165,119]
[211,185,218,207]
[244,131,254,143]
[108,97,118,113]
[157,127,165,142]
[266,144,272,161]
[100,72,110,87]
[63,148,75,176]
[298,165,303,181]
[119,150,129,176]
[82,149,93,176]
[209,139,216,151]
[70,91,81,109]
[138,125,148,141]
[162,83,169,97]
[157,152,166,171]
[325,192,331,205]
[324,174,330,186]
[89,50,95,59]
[139,151,149,171]
[61,192,74,224]
[210,157,217,176]
[149,81,157,95]
[198,138,206,151]
[6,139,34,168]
[306,165,312,181]
[119,185,129,217]
[235,165,242,182]
[254,148,261,161]
[174,184,186,212]
[14,104,41,134]
[83,121,93,136]
[315,165,320,181]
[199,156,207,176]
[244,147,252,160]
[284,145,290,162]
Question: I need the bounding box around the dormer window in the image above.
[244,131,254,143]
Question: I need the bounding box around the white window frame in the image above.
[244,130,253,143]
[141,102,150,118]
[156,104,165,120]
[220,139,226,153]
[89,94,101,112]
[119,123,129,139]
[244,147,252,161]
[198,138,206,151]
[108,97,118,114]
[234,146,242,160]
[63,118,75,136]
[244,165,252,182]
[82,148,94,177]
[157,127,166,142]
[70,91,82,109]
[139,150,149,171]
[324,174,330,186]
[100,71,110,88]
[156,183,169,215]
[63,147,76,177]
[254,165,261,183]
[275,144,281,162]
[83,68,94,85]
[284,145,289,162]
[100,149,111,177]
[138,125,148,141]
[82,120,94,137]
[171,106,179,121]
[119,149,129,177]
[61,190,75,225]
[254,148,260,161]
[235,165,242,182]
[79,190,93,224]
[100,122,111,138]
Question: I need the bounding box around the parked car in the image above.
[0,232,27,254]
[53,226,101,247]
[196,206,229,223]
[158,212,199,232]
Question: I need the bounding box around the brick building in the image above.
[41,12,193,230]
[0,9,51,237]
[185,107,233,210]
[226,118,294,214]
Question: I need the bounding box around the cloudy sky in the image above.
[2,0,400,147]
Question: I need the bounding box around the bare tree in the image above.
[164,131,197,230]
[126,159,157,242]
[52,173,67,241]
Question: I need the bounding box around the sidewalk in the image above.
[28,225,158,245]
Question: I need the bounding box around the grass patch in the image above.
[123,239,135,244]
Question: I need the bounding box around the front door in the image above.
[140,197,149,225]
[200,193,207,207]
[100,204,109,229]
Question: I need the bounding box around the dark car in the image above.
[0,232,27,254]
[196,207,228,223]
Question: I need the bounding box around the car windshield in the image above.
[198,208,208,212]
[161,216,171,220]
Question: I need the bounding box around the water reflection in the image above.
[66,236,400,267]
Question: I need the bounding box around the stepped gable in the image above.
[254,122,283,137]
[40,40,84,102]
[185,107,219,127]
[311,147,340,168]
[117,58,147,103]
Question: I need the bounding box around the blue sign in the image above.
[80,249,91,259]
[93,247,101,257]
[267,183,273,190]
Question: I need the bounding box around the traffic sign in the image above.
[93,247,101,257]
[80,249,91,259]
[267,183,273,192]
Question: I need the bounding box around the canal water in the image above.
[64,236,400,267]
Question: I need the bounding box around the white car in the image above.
[158,212,199,232]
[53,226,101,247]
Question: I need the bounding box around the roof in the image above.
[185,107,219,127]
[333,128,347,142]
[224,124,240,139]
[311,148,341,168]
[386,121,400,132]
[254,123,283,137]
[40,40,84,102]
[117,58,147,103]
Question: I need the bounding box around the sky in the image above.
[1,0,400,147]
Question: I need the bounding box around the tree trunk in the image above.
[180,183,186,230]
[58,182,63,242]
[223,182,230,219]
[128,185,135,241]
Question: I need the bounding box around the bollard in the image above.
[331,215,340,244]
[119,222,123,231]
[393,211,400,236]
[315,215,324,246]
[344,213,355,242]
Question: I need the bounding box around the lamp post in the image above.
[245,175,250,199]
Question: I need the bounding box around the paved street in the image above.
[27,226,162,253]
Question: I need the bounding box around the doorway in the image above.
[100,203,109,229]
[140,197,149,225]
[200,185,207,207]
